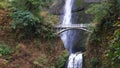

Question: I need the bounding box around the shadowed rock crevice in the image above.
[49,0,85,15]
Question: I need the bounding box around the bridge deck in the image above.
[54,24,90,29]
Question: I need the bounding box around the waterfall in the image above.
[61,0,73,53]
[67,53,83,68]
[60,0,83,68]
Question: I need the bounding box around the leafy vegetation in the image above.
[0,43,13,57]
[56,51,68,68]
[86,0,120,24]
[85,0,120,68]
[12,0,53,16]
[11,0,55,39]
[0,0,11,9]
[11,11,41,38]
[90,57,99,68]
[33,54,49,67]
[106,29,120,67]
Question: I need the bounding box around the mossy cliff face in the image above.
[85,21,120,68]
[85,0,120,68]
[85,23,115,68]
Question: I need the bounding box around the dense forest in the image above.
[0,0,120,68]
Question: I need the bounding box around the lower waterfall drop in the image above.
[67,53,83,68]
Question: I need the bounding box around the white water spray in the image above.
[67,53,83,68]
[61,0,83,68]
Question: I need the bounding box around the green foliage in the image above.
[11,0,55,39]
[56,51,68,68]
[11,10,41,38]
[91,31,101,43]
[106,29,120,66]
[0,43,13,56]
[86,0,120,50]
[0,0,11,9]
[11,10,55,39]
[12,0,53,16]
[86,3,109,23]
[33,54,48,67]
[86,0,120,68]
[90,57,99,68]
[86,0,120,24]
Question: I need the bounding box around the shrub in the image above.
[11,10,42,38]
[106,29,120,67]
[56,51,69,68]
[0,43,13,56]
[0,0,11,9]
[11,0,55,39]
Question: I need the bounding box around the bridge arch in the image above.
[56,28,91,35]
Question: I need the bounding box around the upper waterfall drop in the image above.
[62,0,73,25]
[61,0,74,53]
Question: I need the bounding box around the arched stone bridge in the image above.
[54,24,92,35]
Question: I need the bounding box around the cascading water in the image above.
[61,0,73,53]
[67,53,83,68]
[60,0,83,68]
